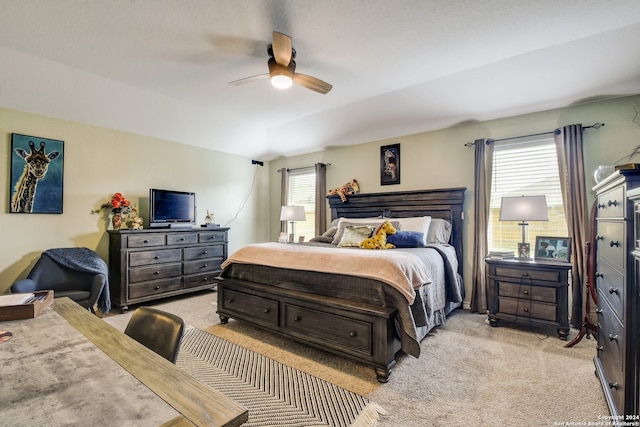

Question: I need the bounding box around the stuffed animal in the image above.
[327,179,360,202]
[360,220,397,249]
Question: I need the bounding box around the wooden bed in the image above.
[215,187,466,382]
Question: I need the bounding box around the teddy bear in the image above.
[360,220,396,249]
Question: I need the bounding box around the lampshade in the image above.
[280,205,306,221]
[499,195,549,222]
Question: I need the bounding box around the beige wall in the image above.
[269,95,640,305]
[1,108,270,294]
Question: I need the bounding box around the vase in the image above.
[594,165,615,184]
[112,212,123,230]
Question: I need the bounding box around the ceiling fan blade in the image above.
[293,73,333,94]
[272,31,292,66]
[229,73,269,86]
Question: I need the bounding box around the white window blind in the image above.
[488,137,568,252]
[287,168,316,240]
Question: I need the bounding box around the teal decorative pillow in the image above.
[337,225,374,247]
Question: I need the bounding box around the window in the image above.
[287,168,316,239]
[488,137,568,253]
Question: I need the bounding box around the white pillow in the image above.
[427,218,452,244]
[393,216,431,246]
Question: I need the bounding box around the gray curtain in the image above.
[315,163,328,235]
[470,139,494,313]
[280,168,289,234]
[554,124,587,327]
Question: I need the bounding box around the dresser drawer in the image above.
[597,186,625,219]
[199,231,227,244]
[184,245,224,261]
[597,298,625,411]
[127,234,166,248]
[498,297,557,322]
[597,221,625,271]
[167,233,197,246]
[494,266,562,283]
[219,288,278,328]
[596,258,625,322]
[183,258,222,275]
[498,281,556,304]
[129,263,182,283]
[183,272,216,289]
[129,249,182,267]
[283,303,372,356]
[128,278,182,299]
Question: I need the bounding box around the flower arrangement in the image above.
[92,192,133,215]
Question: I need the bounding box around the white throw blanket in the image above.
[221,242,435,304]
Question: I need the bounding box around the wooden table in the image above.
[0,297,248,426]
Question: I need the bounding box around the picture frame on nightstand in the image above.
[517,243,530,258]
[534,236,571,262]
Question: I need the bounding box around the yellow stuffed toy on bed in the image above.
[360,220,397,249]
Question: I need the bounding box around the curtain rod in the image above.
[463,122,605,147]
[277,163,331,173]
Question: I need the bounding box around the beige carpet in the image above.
[102,290,609,427]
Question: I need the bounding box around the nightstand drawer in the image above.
[498,297,557,322]
[498,281,556,304]
[494,266,562,283]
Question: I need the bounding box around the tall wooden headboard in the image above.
[328,187,466,274]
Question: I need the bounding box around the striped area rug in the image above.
[177,327,386,427]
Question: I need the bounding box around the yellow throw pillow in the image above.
[337,225,374,247]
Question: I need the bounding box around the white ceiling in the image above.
[1,1,639,160]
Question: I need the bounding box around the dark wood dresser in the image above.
[486,258,571,339]
[594,170,640,417]
[108,227,229,312]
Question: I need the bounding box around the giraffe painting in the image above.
[10,134,64,214]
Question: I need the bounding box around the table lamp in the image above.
[280,205,306,243]
[499,195,549,249]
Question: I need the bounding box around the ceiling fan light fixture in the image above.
[271,74,293,89]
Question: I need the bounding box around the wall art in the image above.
[380,143,400,185]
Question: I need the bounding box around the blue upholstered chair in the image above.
[11,248,110,314]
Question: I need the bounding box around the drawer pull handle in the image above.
[293,315,301,321]
[597,345,604,351]
[608,382,620,390]
[597,203,606,209]
[202,251,208,254]
[522,272,530,277]
[203,264,208,268]
[263,308,270,314]
[203,277,209,281]
[144,239,150,243]
[609,287,619,295]
[595,272,603,278]
[154,286,160,290]
[522,290,529,295]
[609,240,620,247]
[349,331,357,337]
[608,334,619,342]
[596,235,604,241]
[596,309,603,315]
[227,298,234,303]
[154,256,160,259]
[154,271,160,275]
[179,238,185,241]
[608,200,618,207]
[523,308,529,313]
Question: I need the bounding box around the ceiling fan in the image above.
[230,31,332,94]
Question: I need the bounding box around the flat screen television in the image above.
[149,188,196,228]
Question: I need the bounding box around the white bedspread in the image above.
[221,242,436,304]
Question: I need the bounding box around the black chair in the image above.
[124,307,185,363]
[11,248,109,313]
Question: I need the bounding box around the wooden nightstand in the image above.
[486,258,571,339]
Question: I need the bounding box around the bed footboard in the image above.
[215,277,402,382]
